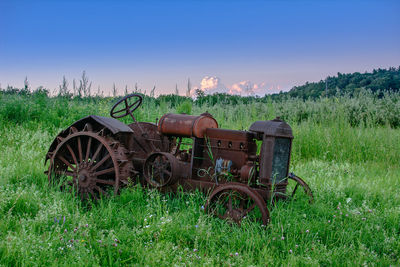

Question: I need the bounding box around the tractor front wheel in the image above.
[205,182,270,226]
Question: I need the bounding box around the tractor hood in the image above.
[249,117,293,139]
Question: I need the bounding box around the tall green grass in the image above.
[0,91,399,265]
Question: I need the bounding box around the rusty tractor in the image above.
[45,94,313,225]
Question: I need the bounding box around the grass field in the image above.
[0,91,399,266]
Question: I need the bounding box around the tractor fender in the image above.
[45,115,133,163]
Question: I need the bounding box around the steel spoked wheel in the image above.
[205,183,270,226]
[284,173,314,204]
[143,152,176,188]
[47,130,132,200]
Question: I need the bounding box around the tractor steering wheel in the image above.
[110,94,143,121]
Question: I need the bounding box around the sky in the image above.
[0,0,399,96]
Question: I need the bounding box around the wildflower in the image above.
[281,236,285,240]
[328,220,331,223]
[195,225,199,228]
[235,252,239,256]
[63,216,66,224]
[74,228,77,233]
[69,239,74,243]
[368,209,372,213]
[64,229,68,233]
[114,238,119,243]
[54,217,59,223]
[193,248,198,252]
[345,214,348,217]
[113,243,118,247]
[272,237,276,240]
[85,224,88,227]
[362,217,366,221]
[295,244,299,248]
[98,240,102,243]
[289,249,293,254]
[306,229,309,233]
[201,205,204,210]
[333,215,336,218]
[337,206,340,210]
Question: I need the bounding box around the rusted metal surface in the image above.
[45,115,133,161]
[158,113,218,138]
[144,152,190,188]
[47,128,133,198]
[287,173,314,203]
[250,117,294,185]
[249,117,294,138]
[205,182,270,225]
[46,94,314,226]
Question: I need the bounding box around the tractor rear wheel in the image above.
[46,128,133,200]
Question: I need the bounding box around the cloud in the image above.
[192,76,228,95]
[229,80,266,96]
[191,76,277,96]
[190,76,224,96]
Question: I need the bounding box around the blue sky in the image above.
[0,0,399,95]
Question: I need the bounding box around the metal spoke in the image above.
[163,170,171,177]
[66,144,78,166]
[114,106,128,114]
[94,185,107,196]
[91,142,103,164]
[239,198,246,209]
[243,203,256,215]
[57,155,76,171]
[92,154,111,171]
[94,178,115,185]
[128,99,140,110]
[93,167,115,177]
[160,170,164,182]
[77,137,83,163]
[85,137,92,162]
[88,188,99,200]
[62,171,75,177]
[227,196,233,212]
[291,183,300,197]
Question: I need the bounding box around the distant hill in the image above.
[272,66,400,99]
